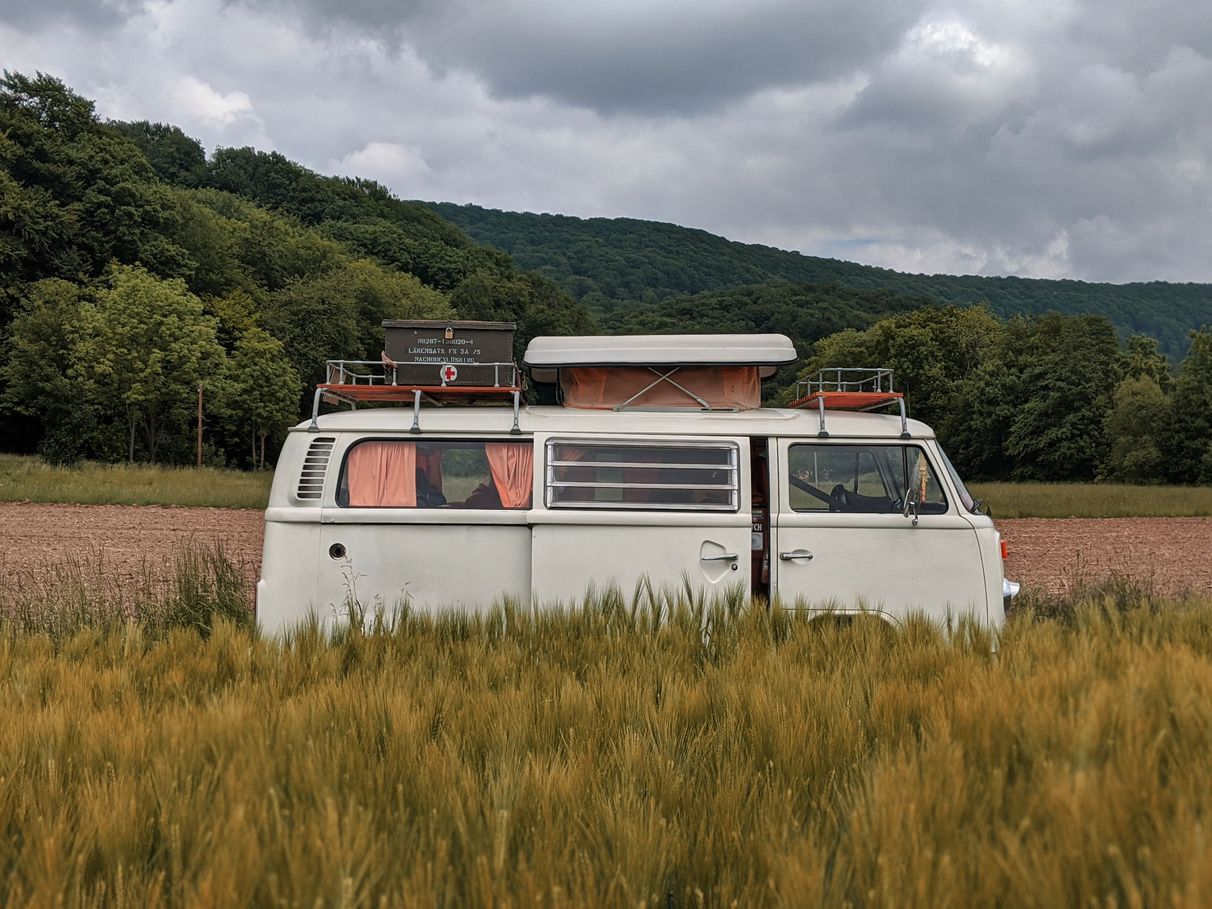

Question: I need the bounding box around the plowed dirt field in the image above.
[1,503,1209,599]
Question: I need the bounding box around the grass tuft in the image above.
[0,545,252,640]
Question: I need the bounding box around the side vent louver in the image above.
[297,437,336,500]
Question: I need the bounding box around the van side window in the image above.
[788,445,948,514]
[546,440,738,511]
[338,440,533,509]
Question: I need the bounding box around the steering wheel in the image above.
[829,484,849,512]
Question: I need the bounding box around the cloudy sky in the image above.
[3,0,1211,283]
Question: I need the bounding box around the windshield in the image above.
[938,445,979,514]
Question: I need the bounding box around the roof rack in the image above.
[789,368,910,439]
[310,357,522,435]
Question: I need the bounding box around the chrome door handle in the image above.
[779,549,814,561]
[700,553,739,562]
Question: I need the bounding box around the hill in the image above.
[428,203,1212,357]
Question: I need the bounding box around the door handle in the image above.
[701,553,739,562]
[779,549,814,561]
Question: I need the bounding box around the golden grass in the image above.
[970,481,1212,518]
[0,453,270,509]
[3,552,1212,906]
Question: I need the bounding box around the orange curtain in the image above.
[346,441,417,507]
[417,447,444,489]
[560,367,760,410]
[485,443,534,508]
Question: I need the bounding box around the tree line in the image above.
[793,306,1212,484]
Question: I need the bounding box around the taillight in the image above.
[1000,540,1009,561]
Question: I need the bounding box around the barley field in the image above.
[969,480,1212,518]
[3,554,1212,907]
[0,454,271,509]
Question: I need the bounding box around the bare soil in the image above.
[1,504,1209,599]
[0,503,263,591]
[999,517,1212,597]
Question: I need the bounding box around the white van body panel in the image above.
[257,519,322,636]
[317,522,531,622]
[770,436,990,624]
[256,405,1008,635]
[970,516,1009,628]
[771,512,988,623]
[319,431,531,627]
[530,431,751,605]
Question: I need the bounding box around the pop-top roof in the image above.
[524,333,797,382]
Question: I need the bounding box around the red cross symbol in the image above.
[441,364,458,383]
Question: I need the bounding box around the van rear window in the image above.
[339,440,532,509]
[546,440,739,511]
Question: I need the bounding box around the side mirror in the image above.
[901,490,920,526]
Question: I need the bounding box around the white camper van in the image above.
[256,326,1019,636]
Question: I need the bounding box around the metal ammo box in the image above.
[382,320,517,388]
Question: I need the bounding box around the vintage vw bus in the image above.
[256,328,1018,635]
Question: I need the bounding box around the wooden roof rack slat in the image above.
[310,359,522,434]
[789,367,910,439]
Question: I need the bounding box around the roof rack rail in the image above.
[788,367,910,439]
[309,357,522,435]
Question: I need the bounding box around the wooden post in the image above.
[196,383,204,469]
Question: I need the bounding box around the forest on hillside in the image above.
[0,73,595,467]
[2,73,1210,483]
[430,203,1212,358]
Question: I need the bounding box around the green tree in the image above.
[77,265,224,463]
[1104,375,1168,482]
[166,188,247,298]
[1123,334,1171,389]
[1003,315,1123,480]
[263,258,452,389]
[0,71,191,287]
[450,272,597,364]
[0,279,99,462]
[109,120,207,186]
[797,305,1002,428]
[217,328,301,467]
[207,288,261,349]
[190,189,346,293]
[1160,328,1212,483]
[941,357,1022,480]
[323,218,513,291]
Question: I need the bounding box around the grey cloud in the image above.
[1071,5,1212,77]
[776,0,1212,282]
[0,0,143,31]
[433,1,926,114]
[229,0,928,114]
